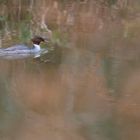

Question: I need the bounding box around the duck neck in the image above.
[33,44,41,51]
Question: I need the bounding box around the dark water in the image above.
[0,0,140,140]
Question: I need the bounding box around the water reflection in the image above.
[0,0,140,140]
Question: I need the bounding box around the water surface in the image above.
[0,1,140,140]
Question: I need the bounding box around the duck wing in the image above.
[3,44,29,51]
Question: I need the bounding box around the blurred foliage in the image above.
[107,0,117,5]
[124,20,140,39]
[0,0,7,4]
[81,118,118,140]
[0,16,7,22]
[51,30,68,47]
[19,23,31,42]
[102,57,114,90]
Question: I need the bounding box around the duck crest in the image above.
[31,36,45,45]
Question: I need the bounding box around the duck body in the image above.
[0,44,41,54]
[4,44,29,51]
[0,36,48,59]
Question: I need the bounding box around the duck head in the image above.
[31,36,46,45]
[31,36,49,52]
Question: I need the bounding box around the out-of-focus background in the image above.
[0,0,140,139]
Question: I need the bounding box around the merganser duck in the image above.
[0,36,48,59]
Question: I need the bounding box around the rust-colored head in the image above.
[31,36,45,45]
